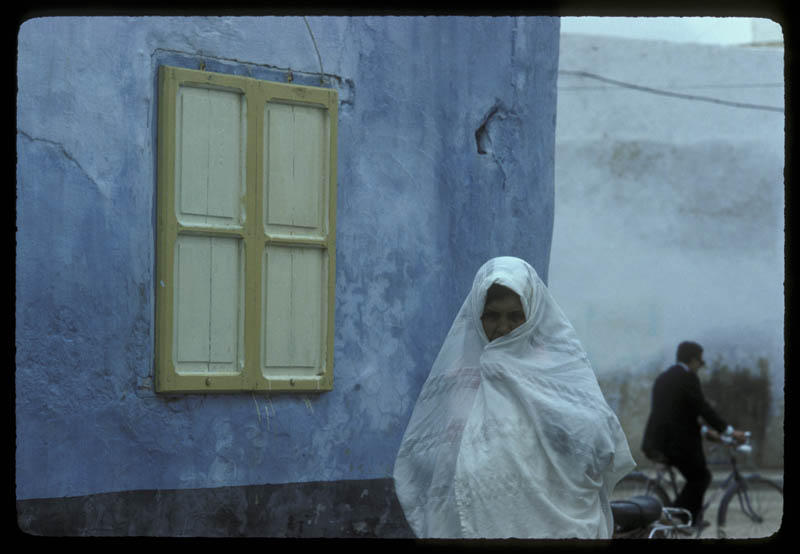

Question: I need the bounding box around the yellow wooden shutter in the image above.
[155,65,337,393]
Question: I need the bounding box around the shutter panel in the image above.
[172,84,246,376]
[262,100,331,383]
[263,245,326,377]
[176,86,246,227]
[264,101,328,237]
[174,236,244,373]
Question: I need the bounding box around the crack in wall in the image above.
[17,129,106,197]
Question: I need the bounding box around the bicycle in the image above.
[613,431,783,538]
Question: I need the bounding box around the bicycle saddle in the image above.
[610,495,663,533]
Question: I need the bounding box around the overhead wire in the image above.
[303,16,326,85]
[558,69,784,113]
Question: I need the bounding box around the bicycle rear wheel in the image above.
[612,471,671,506]
[716,475,783,539]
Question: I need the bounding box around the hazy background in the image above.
[550,17,784,467]
[560,16,782,45]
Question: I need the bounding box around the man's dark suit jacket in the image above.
[641,364,728,464]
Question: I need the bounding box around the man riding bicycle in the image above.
[641,341,747,530]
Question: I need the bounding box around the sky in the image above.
[560,16,783,46]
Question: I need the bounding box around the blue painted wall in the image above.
[16,16,559,500]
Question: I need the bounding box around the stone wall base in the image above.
[16,478,414,538]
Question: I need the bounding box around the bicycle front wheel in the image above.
[716,475,783,539]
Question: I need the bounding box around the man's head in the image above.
[677,341,705,371]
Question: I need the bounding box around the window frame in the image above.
[155,65,337,393]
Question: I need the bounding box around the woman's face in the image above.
[481,290,526,342]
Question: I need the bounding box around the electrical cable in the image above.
[303,17,325,84]
[559,69,784,113]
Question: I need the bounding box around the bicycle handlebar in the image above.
[719,430,752,453]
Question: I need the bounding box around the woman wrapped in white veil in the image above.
[393,256,635,538]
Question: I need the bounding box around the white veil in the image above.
[393,257,635,538]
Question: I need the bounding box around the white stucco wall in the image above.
[550,34,784,463]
